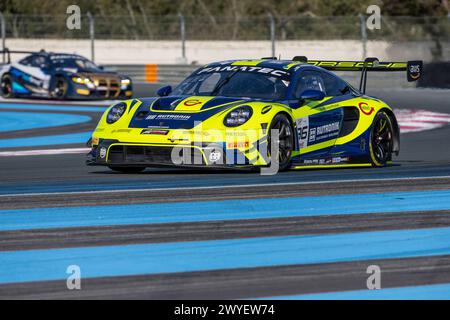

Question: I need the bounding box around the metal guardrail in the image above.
[102,64,416,89]
[103,64,198,84]
[0,62,412,89]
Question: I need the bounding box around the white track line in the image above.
[0,147,90,157]
[1,175,450,198]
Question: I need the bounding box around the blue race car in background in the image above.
[0,49,133,100]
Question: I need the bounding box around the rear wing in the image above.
[292,56,423,93]
[0,48,47,64]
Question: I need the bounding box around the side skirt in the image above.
[291,161,393,170]
[291,163,372,170]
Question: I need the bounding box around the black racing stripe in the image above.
[1,177,450,210]
[1,210,450,251]
[1,254,450,299]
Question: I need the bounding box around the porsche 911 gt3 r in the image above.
[86,57,422,173]
[0,49,133,100]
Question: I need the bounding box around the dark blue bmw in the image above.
[0,49,132,100]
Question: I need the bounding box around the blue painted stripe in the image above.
[0,111,91,132]
[264,283,450,300]
[0,131,91,148]
[1,227,450,284]
[1,190,450,231]
[0,103,107,112]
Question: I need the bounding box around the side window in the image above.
[198,72,221,94]
[322,72,351,96]
[31,55,49,69]
[19,56,33,66]
[294,70,325,98]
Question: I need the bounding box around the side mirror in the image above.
[299,89,325,101]
[157,85,172,97]
[98,65,105,70]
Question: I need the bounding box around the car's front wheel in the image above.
[1,74,15,98]
[108,166,146,173]
[51,76,69,99]
[370,111,394,166]
[267,113,294,171]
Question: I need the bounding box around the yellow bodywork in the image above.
[91,92,393,168]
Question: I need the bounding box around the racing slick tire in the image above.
[51,76,69,99]
[1,74,15,98]
[108,166,146,173]
[268,113,294,171]
[369,111,395,167]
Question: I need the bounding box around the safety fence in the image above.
[0,14,449,62]
[2,14,450,41]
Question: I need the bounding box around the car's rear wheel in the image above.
[370,111,394,166]
[52,76,68,99]
[267,113,294,171]
[108,166,146,173]
[1,74,15,98]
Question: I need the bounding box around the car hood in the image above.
[58,68,121,79]
[78,72,122,83]
[128,96,248,129]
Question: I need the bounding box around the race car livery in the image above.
[86,57,422,173]
[0,49,132,100]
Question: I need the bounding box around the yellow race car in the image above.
[86,57,422,173]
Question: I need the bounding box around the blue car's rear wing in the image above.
[292,56,423,93]
[0,48,47,64]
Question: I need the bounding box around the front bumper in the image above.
[86,139,259,168]
[70,81,133,100]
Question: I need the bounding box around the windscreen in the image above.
[171,65,291,100]
[50,55,103,72]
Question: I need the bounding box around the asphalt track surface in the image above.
[0,85,450,299]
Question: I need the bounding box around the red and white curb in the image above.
[0,109,449,157]
[395,109,450,133]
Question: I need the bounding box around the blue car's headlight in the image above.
[120,78,131,89]
[224,106,253,127]
[106,102,127,124]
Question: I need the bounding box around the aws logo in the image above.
[407,61,422,82]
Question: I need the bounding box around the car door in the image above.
[291,69,345,153]
[10,54,51,95]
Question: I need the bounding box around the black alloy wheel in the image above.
[1,74,14,98]
[268,113,294,171]
[370,111,394,166]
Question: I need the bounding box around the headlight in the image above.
[106,102,127,124]
[121,78,131,85]
[224,106,253,127]
[72,76,95,89]
[120,78,131,90]
[72,77,93,85]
